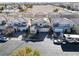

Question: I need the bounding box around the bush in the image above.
[53,9,59,12]
[33,50,40,56]
[25,4,33,8]
[67,6,71,10]
[11,47,40,56]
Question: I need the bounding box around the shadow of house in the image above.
[24,32,47,42]
[12,31,27,37]
[29,32,48,42]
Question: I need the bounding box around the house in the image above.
[6,17,19,31]
[6,17,15,26]
[50,17,74,31]
[16,17,29,31]
[2,8,19,13]
[0,16,7,31]
[69,18,79,34]
[2,26,15,36]
[0,17,6,25]
[5,16,28,31]
[7,17,28,31]
[0,4,5,13]
[48,11,75,19]
[2,4,19,13]
[31,17,51,32]
[0,16,7,34]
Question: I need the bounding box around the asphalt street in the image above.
[0,33,79,56]
[18,37,79,56]
[0,40,24,56]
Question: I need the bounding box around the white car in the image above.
[0,36,9,42]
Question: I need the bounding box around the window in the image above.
[68,37,71,39]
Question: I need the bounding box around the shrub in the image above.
[33,50,40,56]
[67,6,71,10]
[53,9,59,12]
[11,47,40,56]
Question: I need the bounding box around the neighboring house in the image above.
[16,17,29,31]
[2,4,19,13]
[1,19,6,24]
[6,17,19,31]
[48,11,75,19]
[50,17,74,31]
[2,26,15,36]
[2,8,19,13]
[6,17,15,26]
[6,16,29,31]
[0,4,5,13]
[0,17,7,35]
[70,18,79,34]
[0,17,7,31]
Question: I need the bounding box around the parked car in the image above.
[0,35,9,42]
